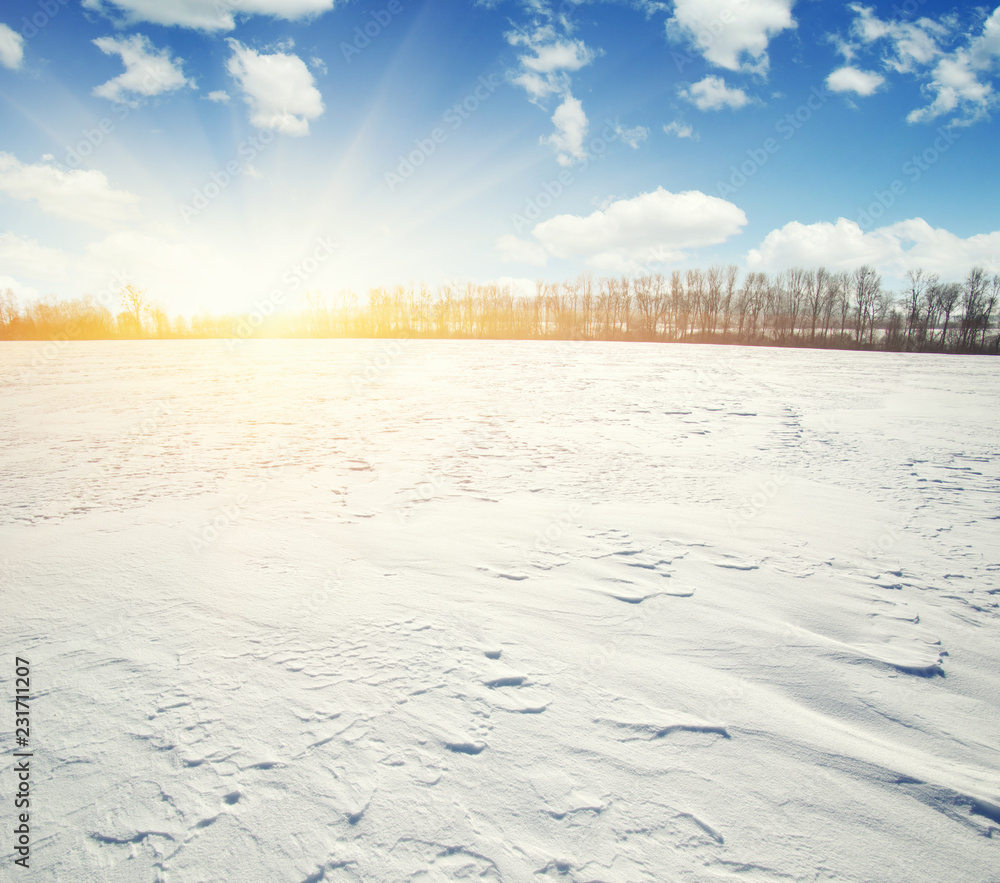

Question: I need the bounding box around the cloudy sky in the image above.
[0,0,998,313]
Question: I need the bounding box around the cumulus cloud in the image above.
[507,23,598,165]
[83,229,208,277]
[226,40,324,136]
[496,234,548,266]
[521,38,595,75]
[826,65,885,96]
[0,153,140,225]
[905,54,992,123]
[0,22,25,70]
[747,217,1000,278]
[509,27,596,102]
[680,75,749,111]
[0,232,69,279]
[667,0,796,74]
[92,34,194,105]
[844,4,1000,125]
[206,90,230,103]
[664,121,698,139]
[906,10,1000,125]
[614,124,648,149]
[544,95,589,166]
[81,0,336,32]
[848,3,947,73]
[502,187,747,271]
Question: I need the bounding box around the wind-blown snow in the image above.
[1,339,998,882]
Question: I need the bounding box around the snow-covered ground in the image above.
[1,339,999,882]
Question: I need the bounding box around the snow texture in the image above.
[1,339,999,882]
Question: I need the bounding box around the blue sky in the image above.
[0,0,998,314]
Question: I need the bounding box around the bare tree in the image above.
[721,264,739,337]
[651,273,669,340]
[834,272,852,340]
[120,284,148,337]
[703,265,723,336]
[982,274,1000,350]
[903,268,937,350]
[148,302,171,338]
[852,265,881,345]
[806,267,828,342]
[741,272,769,341]
[932,281,961,349]
[0,287,18,332]
[785,267,807,341]
[685,269,703,338]
[669,271,686,339]
[959,267,990,350]
[766,272,785,341]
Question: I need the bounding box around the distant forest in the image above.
[1,264,998,354]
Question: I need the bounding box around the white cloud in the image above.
[83,229,204,276]
[969,6,1000,69]
[664,120,698,139]
[0,153,140,225]
[507,24,597,164]
[206,90,230,103]
[0,232,69,279]
[92,34,194,105]
[668,0,796,74]
[491,276,538,298]
[0,275,40,302]
[846,4,1000,124]
[849,4,947,74]
[826,66,885,96]
[906,53,993,124]
[906,10,1000,125]
[510,71,556,102]
[0,22,25,70]
[509,187,747,271]
[614,124,648,149]
[77,229,249,313]
[520,38,595,75]
[81,0,336,32]
[226,40,324,136]
[496,234,548,266]
[543,94,588,166]
[747,217,1000,278]
[680,75,749,111]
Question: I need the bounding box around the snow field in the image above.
[1,339,998,882]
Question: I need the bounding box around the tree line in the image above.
[1,265,997,354]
